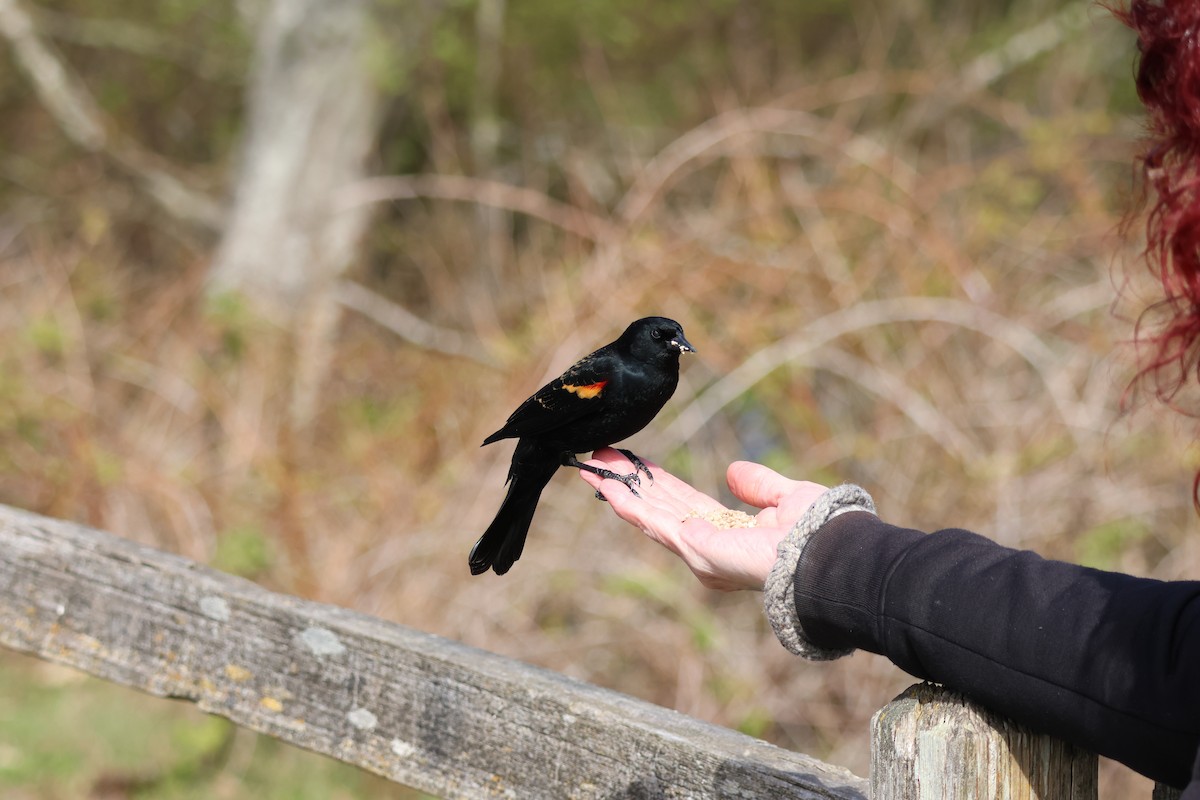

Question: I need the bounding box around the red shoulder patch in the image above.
[562,380,607,399]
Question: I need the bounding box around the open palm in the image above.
[578,447,829,591]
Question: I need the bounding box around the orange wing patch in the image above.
[562,380,608,399]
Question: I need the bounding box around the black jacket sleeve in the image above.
[793,511,1200,790]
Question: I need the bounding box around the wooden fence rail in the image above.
[0,504,1180,798]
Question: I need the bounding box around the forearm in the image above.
[770,496,1200,787]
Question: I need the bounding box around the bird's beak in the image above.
[671,334,696,355]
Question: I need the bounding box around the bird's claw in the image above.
[616,448,654,486]
[569,456,644,498]
[594,474,643,501]
[617,474,642,498]
[594,468,642,497]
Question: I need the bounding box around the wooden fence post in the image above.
[871,683,1098,799]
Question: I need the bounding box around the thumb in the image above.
[726,461,803,509]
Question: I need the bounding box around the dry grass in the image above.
[0,6,1191,798]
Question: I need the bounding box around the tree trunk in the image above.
[207,0,380,321]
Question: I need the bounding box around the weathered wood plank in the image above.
[871,682,1097,799]
[0,504,867,799]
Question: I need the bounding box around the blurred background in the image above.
[0,0,1193,797]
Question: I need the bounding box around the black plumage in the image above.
[469,317,695,575]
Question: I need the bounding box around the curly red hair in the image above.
[1112,1,1200,503]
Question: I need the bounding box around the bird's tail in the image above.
[469,447,560,575]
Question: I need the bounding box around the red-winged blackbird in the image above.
[470,317,695,576]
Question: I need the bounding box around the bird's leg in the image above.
[565,456,642,498]
[614,448,654,485]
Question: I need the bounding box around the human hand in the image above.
[578,448,829,591]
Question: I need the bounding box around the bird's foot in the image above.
[567,457,642,498]
[615,449,654,485]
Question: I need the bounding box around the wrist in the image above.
[762,484,876,660]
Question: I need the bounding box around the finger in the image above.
[725,461,803,509]
[581,454,723,513]
[593,476,695,552]
[590,446,655,472]
[582,467,706,523]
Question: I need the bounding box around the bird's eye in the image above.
[651,329,663,340]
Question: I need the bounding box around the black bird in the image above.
[470,317,695,576]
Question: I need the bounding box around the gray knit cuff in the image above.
[763,483,876,661]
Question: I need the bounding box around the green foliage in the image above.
[0,653,424,799]
[213,525,274,578]
[358,0,878,178]
[603,570,677,602]
[25,316,67,360]
[204,291,252,362]
[604,571,722,652]
[736,706,774,739]
[341,395,418,436]
[168,715,231,768]
[90,446,125,486]
[662,445,694,478]
[1076,519,1149,571]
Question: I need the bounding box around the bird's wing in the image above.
[483,351,614,443]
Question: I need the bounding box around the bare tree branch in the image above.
[207,0,380,307]
[0,0,222,231]
[335,280,498,368]
[340,174,618,243]
[898,2,1093,135]
[0,0,105,149]
[663,296,1090,448]
[614,108,916,228]
[813,346,983,463]
[32,8,238,82]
